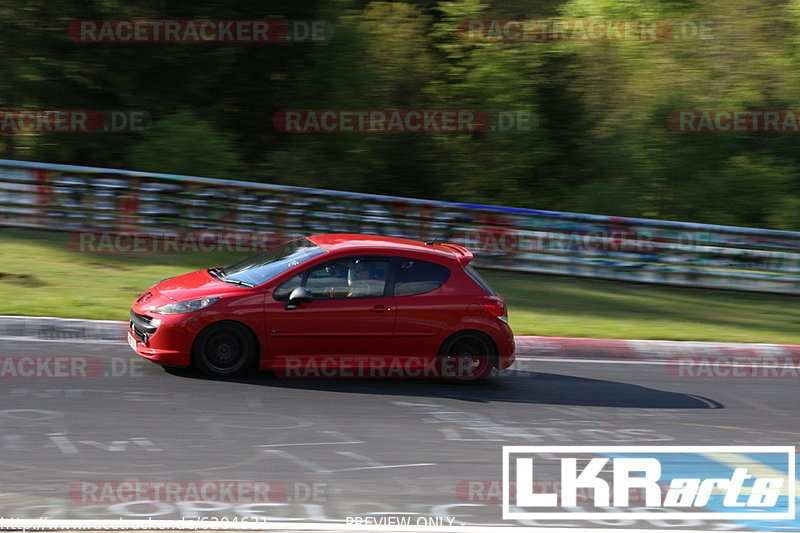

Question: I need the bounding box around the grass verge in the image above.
[1,228,798,343]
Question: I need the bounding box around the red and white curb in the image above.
[1,316,798,370]
[514,336,800,377]
[514,335,800,361]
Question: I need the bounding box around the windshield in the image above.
[220,238,325,286]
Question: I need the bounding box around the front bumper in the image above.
[128,310,192,367]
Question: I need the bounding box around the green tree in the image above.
[423,0,552,206]
[126,111,244,177]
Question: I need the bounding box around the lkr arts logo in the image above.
[503,446,795,521]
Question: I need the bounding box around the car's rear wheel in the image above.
[438,331,495,383]
[192,322,257,377]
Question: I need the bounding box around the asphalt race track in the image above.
[0,336,797,531]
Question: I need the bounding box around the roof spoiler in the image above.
[430,242,473,266]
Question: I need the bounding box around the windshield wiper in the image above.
[223,278,255,287]
[209,267,254,287]
[208,267,225,280]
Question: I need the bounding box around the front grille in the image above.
[130,310,158,345]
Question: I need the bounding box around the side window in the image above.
[394,259,450,296]
[274,257,391,300]
[305,258,351,298]
[346,257,390,298]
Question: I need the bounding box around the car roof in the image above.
[306,234,473,265]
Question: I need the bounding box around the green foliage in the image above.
[125,111,244,177]
[0,0,798,229]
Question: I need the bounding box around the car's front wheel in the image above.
[192,322,257,377]
[438,331,495,383]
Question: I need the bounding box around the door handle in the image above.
[372,305,392,312]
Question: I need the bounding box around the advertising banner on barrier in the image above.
[1,158,799,294]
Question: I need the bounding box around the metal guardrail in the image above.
[1,158,799,294]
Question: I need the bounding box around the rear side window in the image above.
[394,259,450,296]
[464,265,498,295]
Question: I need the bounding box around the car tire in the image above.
[438,331,495,383]
[192,321,257,377]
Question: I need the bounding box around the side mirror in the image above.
[285,287,313,310]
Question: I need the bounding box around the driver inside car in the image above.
[347,260,384,297]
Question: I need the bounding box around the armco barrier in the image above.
[1,158,799,294]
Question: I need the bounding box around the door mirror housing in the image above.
[285,287,313,310]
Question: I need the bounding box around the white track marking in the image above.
[0,518,758,532]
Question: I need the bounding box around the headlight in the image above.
[152,297,220,315]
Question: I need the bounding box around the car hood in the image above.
[150,269,230,301]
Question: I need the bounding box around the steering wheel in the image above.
[347,281,372,298]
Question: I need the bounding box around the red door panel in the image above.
[264,296,396,359]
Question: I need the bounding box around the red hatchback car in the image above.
[128,234,515,381]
